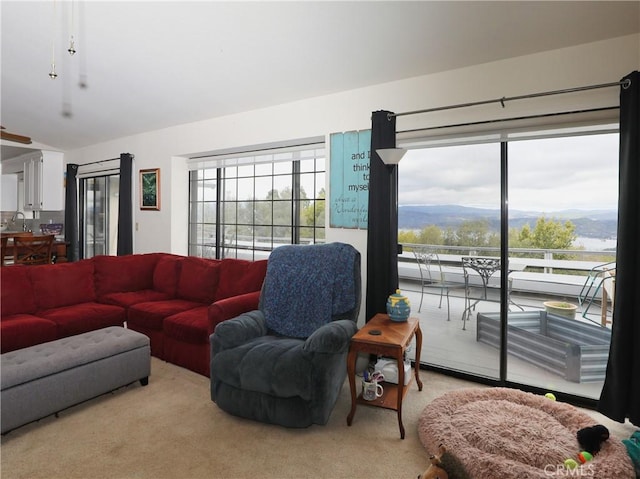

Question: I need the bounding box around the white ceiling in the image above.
[1,1,639,155]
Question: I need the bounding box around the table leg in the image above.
[462,277,484,330]
[346,348,357,426]
[414,325,423,391]
[396,353,405,439]
[397,413,405,439]
[462,277,470,328]
[601,286,608,327]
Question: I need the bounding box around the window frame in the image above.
[188,143,326,260]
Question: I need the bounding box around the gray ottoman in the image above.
[1,326,150,434]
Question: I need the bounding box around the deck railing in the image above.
[400,243,616,299]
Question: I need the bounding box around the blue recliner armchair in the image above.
[210,242,361,427]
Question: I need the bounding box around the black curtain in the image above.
[598,70,639,425]
[366,110,398,321]
[117,153,134,256]
[64,163,79,262]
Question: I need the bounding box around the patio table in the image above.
[461,257,525,330]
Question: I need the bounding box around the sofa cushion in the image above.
[29,259,96,310]
[94,253,158,297]
[1,266,37,316]
[38,302,126,338]
[214,258,268,301]
[0,314,58,353]
[164,306,209,344]
[176,256,221,303]
[128,299,204,331]
[153,254,183,296]
[99,290,173,308]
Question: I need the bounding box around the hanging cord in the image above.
[68,0,76,56]
[389,79,632,120]
[49,0,58,79]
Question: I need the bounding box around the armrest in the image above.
[210,310,267,355]
[303,320,358,354]
[208,290,261,334]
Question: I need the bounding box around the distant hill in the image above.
[398,204,617,239]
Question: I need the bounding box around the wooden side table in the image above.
[346,313,423,439]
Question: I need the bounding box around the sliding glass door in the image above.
[80,175,119,258]
[507,130,618,400]
[398,124,618,401]
[398,141,503,380]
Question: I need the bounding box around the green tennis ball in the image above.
[578,451,593,463]
[564,458,578,469]
[545,392,556,401]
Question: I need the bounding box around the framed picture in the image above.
[140,168,160,210]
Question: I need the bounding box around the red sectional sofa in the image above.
[0,253,267,377]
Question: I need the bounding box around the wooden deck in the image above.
[397,277,611,400]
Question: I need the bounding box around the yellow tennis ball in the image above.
[564,458,578,469]
[545,392,556,401]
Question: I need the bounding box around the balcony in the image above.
[398,244,616,400]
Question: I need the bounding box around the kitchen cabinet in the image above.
[1,174,18,211]
[23,151,64,211]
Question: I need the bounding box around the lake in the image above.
[573,236,617,251]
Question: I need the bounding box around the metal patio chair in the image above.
[578,261,616,325]
[413,247,463,321]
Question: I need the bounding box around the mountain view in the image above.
[398,204,617,240]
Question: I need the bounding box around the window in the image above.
[188,143,325,260]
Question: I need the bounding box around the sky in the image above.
[398,131,619,213]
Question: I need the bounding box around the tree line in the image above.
[399,217,579,258]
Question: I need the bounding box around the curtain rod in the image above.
[77,168,120,177]
[389,79,632,120]
[397,106,618,135]
[80,157,120,167]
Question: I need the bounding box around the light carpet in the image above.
[1,359,634,479]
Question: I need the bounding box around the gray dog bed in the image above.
[1,326,150,434]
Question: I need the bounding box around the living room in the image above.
[1,2,639,478]
[0,3,636,261]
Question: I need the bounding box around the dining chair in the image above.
[13,234,55,265]
[413,247,462,320]
[0,237,9,266]
[2,232,33,266]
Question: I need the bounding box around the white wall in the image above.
[65,33,638,266]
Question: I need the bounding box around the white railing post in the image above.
[544,250,553,274]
